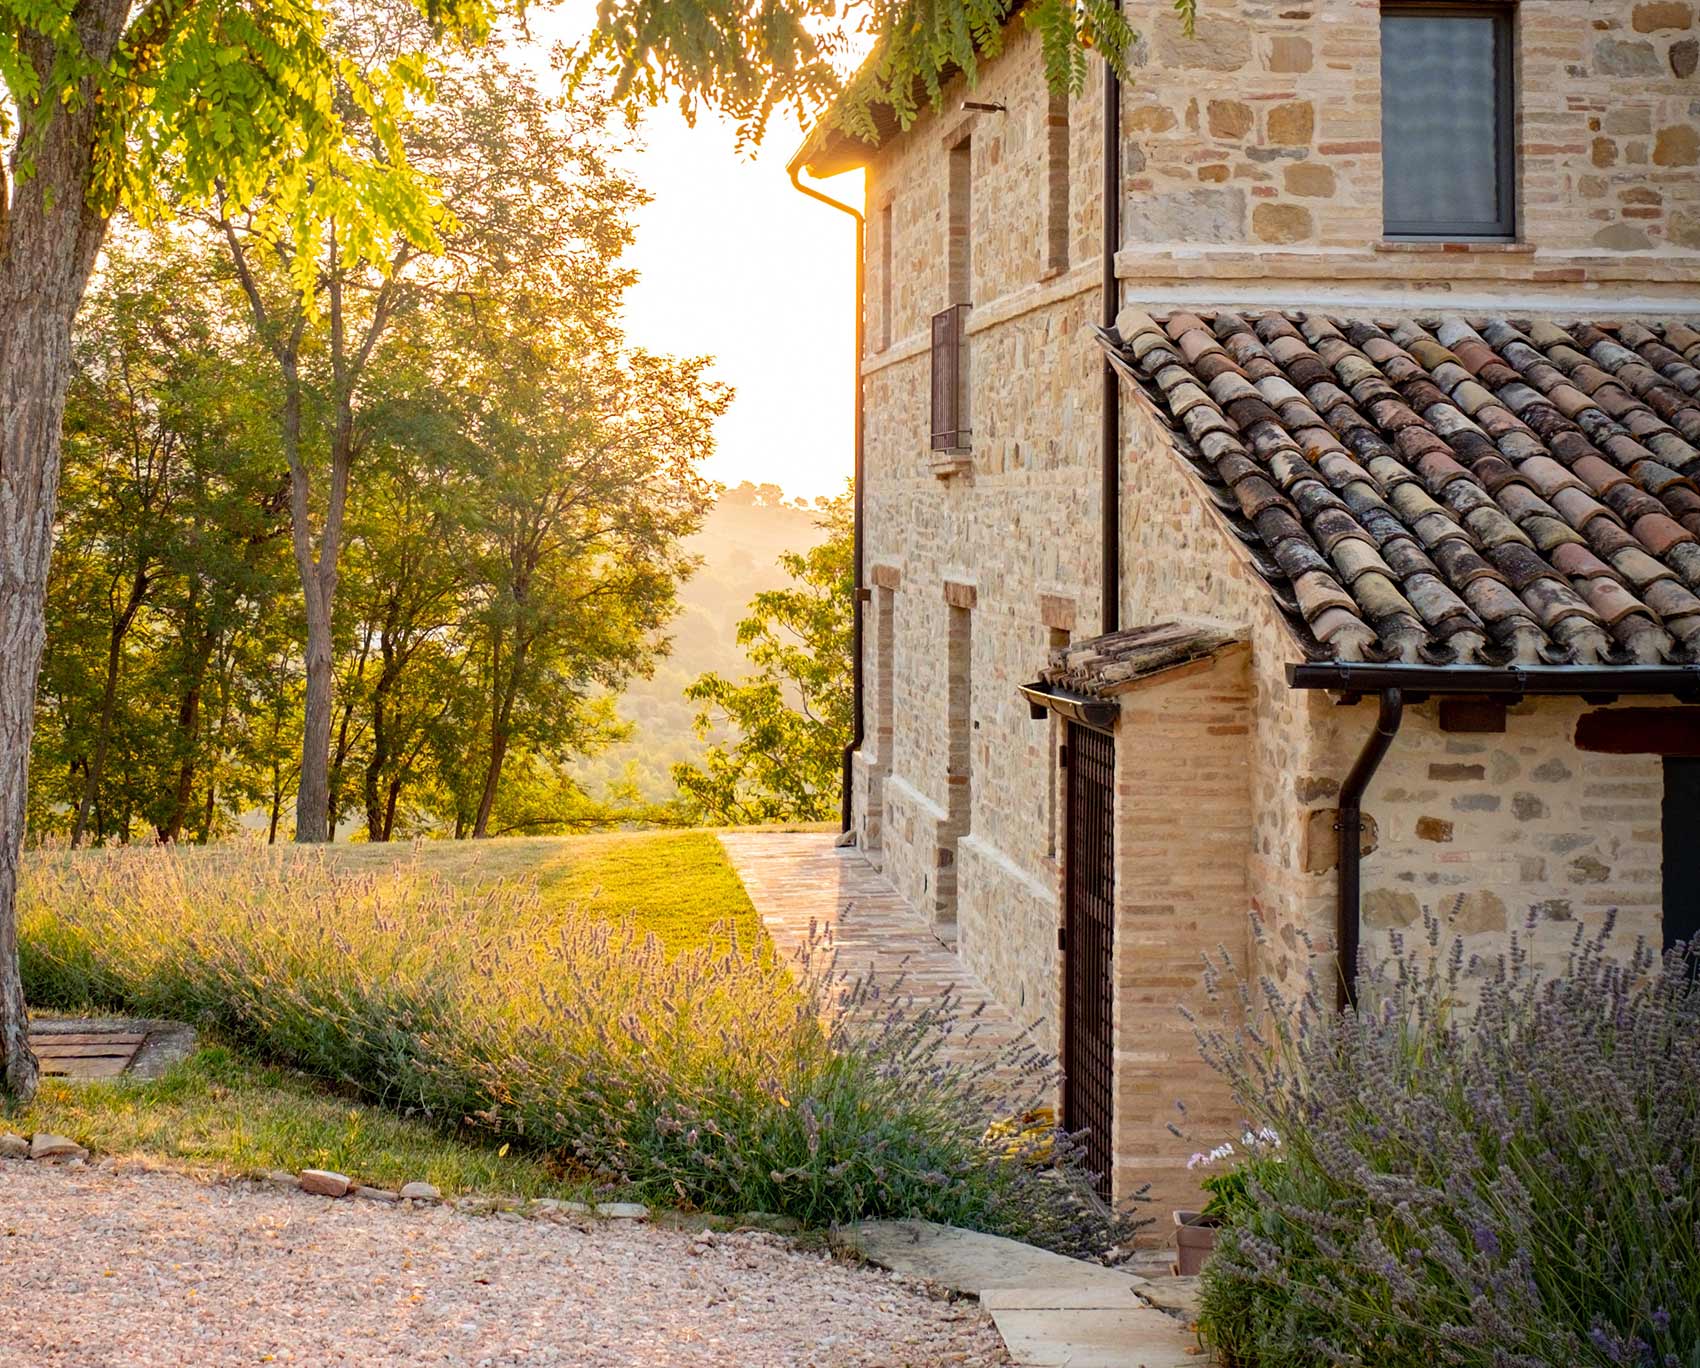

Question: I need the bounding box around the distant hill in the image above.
[577,482,834,801]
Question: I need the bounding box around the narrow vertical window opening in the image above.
[1046,625,1071,859]
[874,587,896,773]
[948,138,973,305]
[938,600,973,927]
[1045,90,1070,275]
[879,200,894,352]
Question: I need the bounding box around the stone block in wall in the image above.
[1153,11,1251,70]
[1124,188,1246,244]
[943,579,977,609]
[1039,593,1076,631]
[1300,807,1379,874]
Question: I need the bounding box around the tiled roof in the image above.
[1106,310,1700,667]
[1039,619,1247,697]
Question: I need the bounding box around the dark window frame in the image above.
[1380,1,1518,241]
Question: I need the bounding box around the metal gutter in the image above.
[1335,688,1403,1011]
[1100,35,1121,635]
[1019,681,1120,731]
[1288,660,1700,701]
[786,151,867,834]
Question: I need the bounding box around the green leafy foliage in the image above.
[673,492,852,825]
[567,0,1199,149]
[33,42,724,844]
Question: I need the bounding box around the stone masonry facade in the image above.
[831,1,1700,1211]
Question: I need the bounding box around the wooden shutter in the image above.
[930,304,970,451]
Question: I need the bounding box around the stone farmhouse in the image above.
[788,0,1700,1211]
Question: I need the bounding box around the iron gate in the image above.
[1063,720,1115,1201]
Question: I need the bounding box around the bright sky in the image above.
[519,12,866,504]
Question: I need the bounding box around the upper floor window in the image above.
[1380,3,1516,239]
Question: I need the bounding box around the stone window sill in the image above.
[929,451,972,479]
[1374,238,1535,255]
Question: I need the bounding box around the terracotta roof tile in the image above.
[1106,309,1700,666]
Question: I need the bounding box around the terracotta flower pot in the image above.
[1172,1209,1219,1276]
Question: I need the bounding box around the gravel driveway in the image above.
[0,1163,1008,1367]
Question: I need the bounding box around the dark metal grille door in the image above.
[1063,721,1115,1200]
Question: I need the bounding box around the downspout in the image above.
[1099,26,1122,634]
[1335,688,1404,1011]
[787,154,866,834]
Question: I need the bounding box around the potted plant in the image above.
[1175,1131,1280,1275]
[1172,1206,1220,1276]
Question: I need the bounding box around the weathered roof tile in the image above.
[1038,620,1248,699]
[1105,311,1700,667]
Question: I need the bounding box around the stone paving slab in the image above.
[718,831,1044,1094]
[832,1219,1150,1298]
[985,1300,1202,1368]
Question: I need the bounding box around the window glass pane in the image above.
[1381,12,1503,233]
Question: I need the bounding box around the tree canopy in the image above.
[674,493,852,825]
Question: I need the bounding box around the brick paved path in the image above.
[717,831,1048,1100]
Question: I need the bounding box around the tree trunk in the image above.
[324,626,369,843]
[157,625,216,843]
[383,774,403,841]
[471,642,526,839]
[364,628,401,840]
[292,458,334,842]
[0,0,129,1099]
[70,567,149,847]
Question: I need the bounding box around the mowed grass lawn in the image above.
[308,829,764,955]
[9,829,769,1198]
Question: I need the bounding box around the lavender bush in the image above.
[1192,911,1700,1368]
[17,845,1141,1257]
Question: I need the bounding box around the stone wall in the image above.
[857,27,1111,1014]
[1312,696,1668,973]
[1114,0,1700,311]
[848,0,1699,1207]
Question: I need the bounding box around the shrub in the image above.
[18,844,1142,1256]
[1192,911,1700,1368]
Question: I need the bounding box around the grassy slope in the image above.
[11,830,763,1194]
[310,829,762,954]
